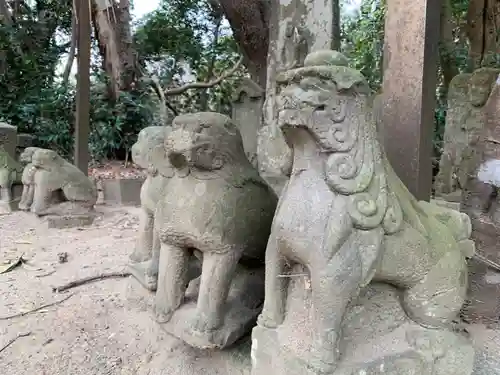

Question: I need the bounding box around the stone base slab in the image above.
[44,213,96,229]
[160,266,264,350]
[251,280,475,375]
[100,178,144,206]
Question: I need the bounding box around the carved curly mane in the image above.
[323,95,430,237]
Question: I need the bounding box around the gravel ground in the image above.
[0,206,250,375]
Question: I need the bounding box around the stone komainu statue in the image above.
[152,112,277,349]
[128,125,174,290]
[28,149,97,216]
[254,50,475,375]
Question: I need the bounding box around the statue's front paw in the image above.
[155,307,175,324]
[191,313,222,334]
[257,313,280,329]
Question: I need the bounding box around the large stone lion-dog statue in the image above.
[153,112,277,348]
[256,51,475,374]
[29,148,97,216]
[128,125,174,290]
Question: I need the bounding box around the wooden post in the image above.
[74,0,91,175]
[381,0,442,201]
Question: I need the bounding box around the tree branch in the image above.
[164,55,243,96]
[62,0,77,86]
[149,75,170,122]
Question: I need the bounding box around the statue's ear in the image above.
[151,143,174,178]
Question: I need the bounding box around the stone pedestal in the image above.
[44,213,96,229]
[0,122,17,159]
[252,281,475,375]
[160,266,265,350]
[16,133,34,160]
[101,178,144,206]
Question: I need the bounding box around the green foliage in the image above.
[342,0,385,93]
[135,0,246,117]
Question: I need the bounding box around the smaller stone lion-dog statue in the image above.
[128,125,174,290]
[0,145,23,210]
[153,112,278,349]
[29,148,97,216]
[18,146,43,211]
[255,51,475,375]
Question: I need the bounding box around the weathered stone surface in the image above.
[435,69,499,201]
[381,0,441,200]
[257,0,334,196]
[462,258,500,326]
[28,148,97,217]
[0,143,23,213]
[232,78,265,168]
[0,122,18,160]
[460,71,500,264]
[45,213,96,229]
[161,266,264,349]
[15,133,35,161]
[128,125,173,291]
[469,324,500,375]
[253,50,475,375]
[153,112,277,349]
[17,147,43,211]
[253,283,474,375]
[16,133,34,149]
[101,178,145,206]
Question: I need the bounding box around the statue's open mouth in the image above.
[168,151,189,169]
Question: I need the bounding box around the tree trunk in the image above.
[91,0,139,100]
[466,0,500,70]
[439,0,459,98]
[217,0,270,89]
[332,0,341,51]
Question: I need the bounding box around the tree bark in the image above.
[439,0,459,98]
[91,0,139,100]
[332,0,341,51]
[62,2,77,86]
[466,0,500,70]
[217,0,270,89]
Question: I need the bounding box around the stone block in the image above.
[0,122,17,159]
[44,213,96,229]
[16,133,34,148]
[252,282,475,375]
[101,178,144,206]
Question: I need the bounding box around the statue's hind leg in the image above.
[402,249,468,329]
